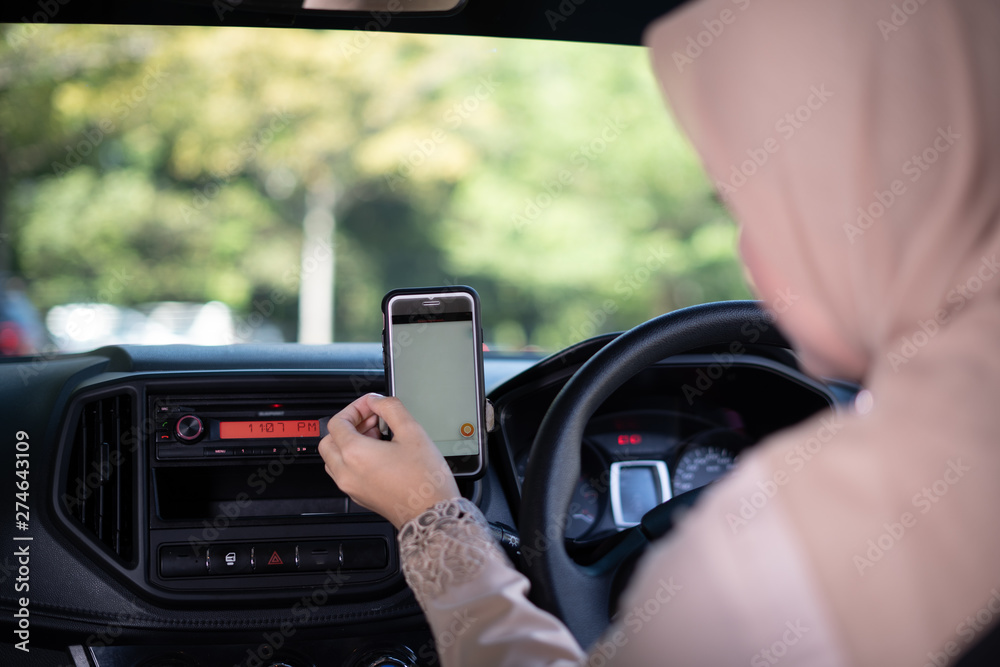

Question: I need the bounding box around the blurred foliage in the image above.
[0,24,750,350]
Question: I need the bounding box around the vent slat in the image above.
[65,393,135,563]
[114,395,122,554]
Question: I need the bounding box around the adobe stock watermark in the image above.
[410,609,479,666]
[544,0,588,32]
[50,67,168,177]
[585,577,683,666]
[725,412,844,534]
[18,268,135,386]
[179,110,292,223]
[238,568,352,667]
[886,254,999,372]
[566,244,669,342]
[750,619,810,667]
[336,0,423,59]
[715,85,833,200]
[186,445,309,556]
[844,126,959,243]
[384,76,500,191]
[853,458,970,576]
[231,240,332,344]
[5,0,72,49]
[680,288,798,405]
[925,587,1000,667]
[386,466,457,528]
[511,117,627,230]
[877,0,932,42]
[670,0,753,73]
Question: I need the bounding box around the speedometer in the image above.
[565,473,601,540]
[672,445,736,495]
[516,442,605,540]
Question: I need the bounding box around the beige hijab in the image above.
[643,0,1000,664]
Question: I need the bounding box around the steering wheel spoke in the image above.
[519,301,789,648]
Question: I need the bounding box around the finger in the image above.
[353,412,381,440]
[358,413,379,433]
[368,395,425,438]
[327,394,372,431]
[328,397,380,443]
[317,433,343,469]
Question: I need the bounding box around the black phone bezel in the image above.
[381,285,487,479]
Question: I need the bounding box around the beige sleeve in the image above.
[398,468,847,667]
[398,498,586,667]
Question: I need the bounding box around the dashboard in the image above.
[0,337,851,667]
[494,343,844,545]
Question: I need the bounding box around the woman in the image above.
[320,0,1000,664]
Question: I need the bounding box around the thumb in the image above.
[368,394,426,439]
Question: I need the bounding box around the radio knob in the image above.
[175,415,204,443]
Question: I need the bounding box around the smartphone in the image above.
[381,286,486,478]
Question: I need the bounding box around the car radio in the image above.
[151,394,336,461]
[142,384,405,602]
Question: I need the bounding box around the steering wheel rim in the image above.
[519,300,791,648]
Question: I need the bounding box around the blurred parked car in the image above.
[0,276,49,356]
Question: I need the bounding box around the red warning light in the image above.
[617,435,628,445]
[617,434,643,445]
[267,551,283,566]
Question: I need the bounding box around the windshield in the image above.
[0,24,749,356]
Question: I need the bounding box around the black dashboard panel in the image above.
[54,374,404,606]
[0,348,435,665]
[0,338,855,665]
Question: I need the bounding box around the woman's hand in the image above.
[319,393,461,529]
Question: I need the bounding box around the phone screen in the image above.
[388,297,481,459]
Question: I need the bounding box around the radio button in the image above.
[203,447,231,457]
[342,539,388,569]
[159,545,207,578]
[297,541,341,572]
[254,543,296,573]
[175,414,204,442]
[155,431,173,442]
[208,544,252,575]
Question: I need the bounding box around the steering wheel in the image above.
[519,301,791,648]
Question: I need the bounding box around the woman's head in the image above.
[645,0,1000,383]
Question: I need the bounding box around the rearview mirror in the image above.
[182,0,467,16]
[304,0,464,10]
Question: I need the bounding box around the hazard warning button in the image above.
[253,543,296,573]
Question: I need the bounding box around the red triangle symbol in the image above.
[267,551,283,566]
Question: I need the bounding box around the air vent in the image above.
[63,393,136,563]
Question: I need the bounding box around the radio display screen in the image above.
[219,420,320,439]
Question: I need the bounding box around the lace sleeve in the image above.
[398,497,509,605]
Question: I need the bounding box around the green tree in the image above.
[0,24,750,350]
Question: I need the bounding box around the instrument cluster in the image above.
[515,407,753,540]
